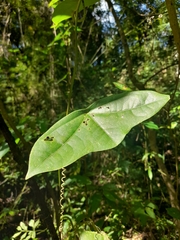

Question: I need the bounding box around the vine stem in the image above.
[59,167,66,239]
[66,0,81,116]
[58,1,82,239]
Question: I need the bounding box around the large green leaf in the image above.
[52,0,99,25]
[26,91,169,179]
[80,231,109,240]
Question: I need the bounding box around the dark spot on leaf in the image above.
[83,118,90,126]
[44,136,54,141]
[106,106,110,109]
[98,106,102,109]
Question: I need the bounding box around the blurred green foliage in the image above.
[0,0,180,239]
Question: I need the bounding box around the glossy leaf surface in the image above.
[80,231,109,240]
[26,91,169,179]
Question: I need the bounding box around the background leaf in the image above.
[113,82,131,91]
[166,208,180,219]
[26,91,169,179]
[52,0,99,25]
[148,167,153,180]
[145,206,156,219]
[142,121,159,130]
[80,231,109,240]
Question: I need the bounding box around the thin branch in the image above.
[166,0,180,63]
[78,44,83,61]
[91,48,106,65]
[83,20,94,63]
[89,43,104,65]
[143,62,178,86]
[2,3,10,59]
[66,0,81,114]
[105,0,144,90]
[17,8,25,48]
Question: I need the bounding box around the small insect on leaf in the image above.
[44,136,54,141]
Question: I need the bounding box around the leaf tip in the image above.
[25,170,35,180]
[25,173,30,180]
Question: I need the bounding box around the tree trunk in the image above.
[0,113,59,240]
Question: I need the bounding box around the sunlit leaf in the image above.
[0,143,9,159]
[80,231,109,240]
[146,202,157,209]
[49,0,59,7]
[113,82,131,91]
[52,0,99,25]
[20,221,27,230]
[12,232,22,239]
[28,219,35,227]
[145,206,156,219]
[26,91,169,179]
[142,121,159,130]
[171,121,177,129]
[148,167,153,180]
